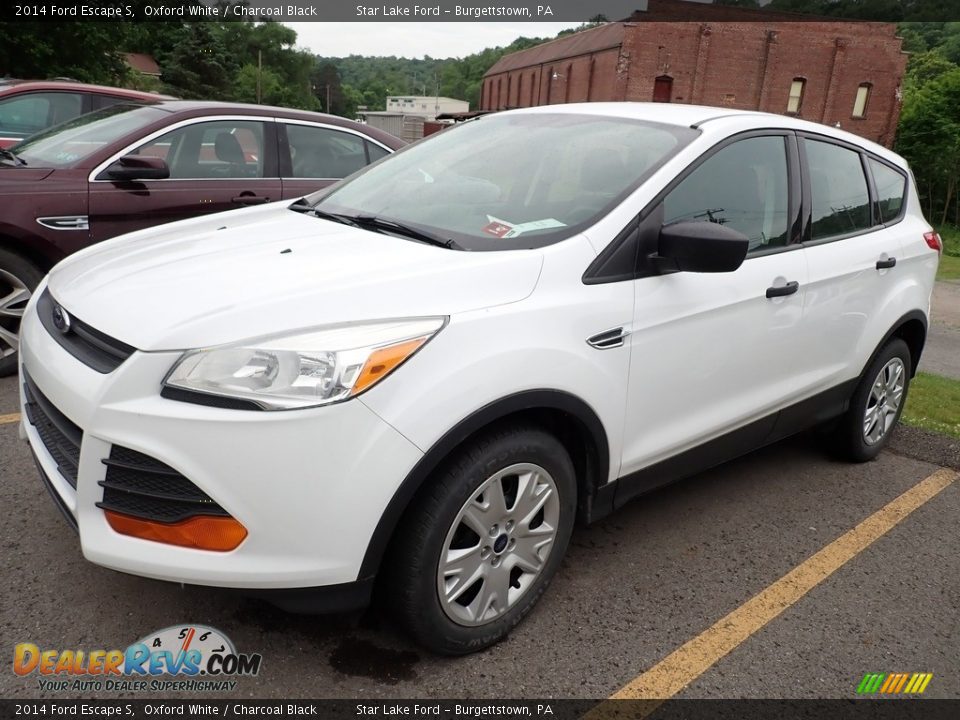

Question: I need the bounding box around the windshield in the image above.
[307,112,697,250]
[11,104,167,168]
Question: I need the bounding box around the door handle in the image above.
[765,280,799,299]
[876,257,897,270]
[231,193,269,205]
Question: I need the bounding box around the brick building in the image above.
[480,0,908,147]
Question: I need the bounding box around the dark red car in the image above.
[0,100,405,374]
[0,80,175,148]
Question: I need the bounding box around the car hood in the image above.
[47,204,544,351]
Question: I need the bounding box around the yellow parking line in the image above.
[587,467,957,717]
[0,412,20,425]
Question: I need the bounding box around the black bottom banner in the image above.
[2,700,959,720]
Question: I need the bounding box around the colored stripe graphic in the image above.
[856,672,931,694]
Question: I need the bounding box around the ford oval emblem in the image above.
[52,305,72,334]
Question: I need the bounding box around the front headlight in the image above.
[163,318,446,410]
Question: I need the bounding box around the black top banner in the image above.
[2,0,959,23]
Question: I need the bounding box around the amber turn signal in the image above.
[104,511,248,552]
[352,337,428,395]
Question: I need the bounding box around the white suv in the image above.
[19,103,940,654]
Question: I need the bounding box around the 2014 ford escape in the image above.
[18,103,940,654]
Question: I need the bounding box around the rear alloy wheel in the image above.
[387,426,576,655]
[0,250,44,377]
[832,338,911,462]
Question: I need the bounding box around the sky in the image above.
[285,22,584,59]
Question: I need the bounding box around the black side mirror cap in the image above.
[655,220,750,273]
[105,154,170,182]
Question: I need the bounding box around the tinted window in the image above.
[311,113,695,251]
[132,120,265,179]
[13,104,166,168]
[286,124,368,178]
[366,141,389,163]
[0,92,83,140]
[94,94,133,111]
[806,139,871,240]
[663,135,790,253]
[870,158,906,223]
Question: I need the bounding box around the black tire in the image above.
[385,425,577,655]
[0,249,44,377]
[832,337,912,462]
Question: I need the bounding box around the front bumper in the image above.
[19,293,423,595]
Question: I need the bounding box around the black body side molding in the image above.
[356,390,610,582]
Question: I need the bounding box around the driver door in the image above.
[88,118,280,242]
[619,132,809,481]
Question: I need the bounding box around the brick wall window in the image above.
[787,78,805,114]
[852,83,871,118]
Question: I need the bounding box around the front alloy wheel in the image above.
[386,425,576,655]
[438,463,561,627]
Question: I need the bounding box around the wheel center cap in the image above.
[493,534,508,554]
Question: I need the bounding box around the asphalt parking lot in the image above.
[1,373,958,701]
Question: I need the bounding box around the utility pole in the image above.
[326,84,331,114]
[256,49,262,104]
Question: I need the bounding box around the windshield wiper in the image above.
[0,148,26,166]
[352,215,465,251]
[289,200,360,227]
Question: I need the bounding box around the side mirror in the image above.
[104,155,169,181]
[656,221,749,273]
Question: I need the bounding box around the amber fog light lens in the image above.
[104,511,248,551]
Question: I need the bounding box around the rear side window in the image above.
[805,139,871,241]
[286,124,368,178]
[366,141,389,163]
[869,158,906,223]
[663,135,791,254]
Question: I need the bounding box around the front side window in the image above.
[663,135,791,253]
[131,120,265,179]
[870,158,906,223]
[309,113,696,251]
[806,139,871,240]
[286,124,367,178]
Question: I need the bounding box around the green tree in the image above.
[897,68,960,225]
[161,23,234,99]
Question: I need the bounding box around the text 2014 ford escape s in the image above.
[19,103,940,654]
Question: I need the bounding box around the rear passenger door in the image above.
[88,117,281,242]
[797,135,906,390]
[278,120,392,199]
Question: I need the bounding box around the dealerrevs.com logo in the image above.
[13,625,262,692]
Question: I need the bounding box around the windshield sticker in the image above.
[482,220,514,238]
[483,216,566,239]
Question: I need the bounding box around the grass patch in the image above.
[902,372,960,439]
[937,225,960,281]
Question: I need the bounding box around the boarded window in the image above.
[653,76,673,103]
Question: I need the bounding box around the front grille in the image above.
[22,369,82,489]
[37,289,135,373]
[97,446,229,523]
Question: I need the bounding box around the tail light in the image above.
[924,231,942,253]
